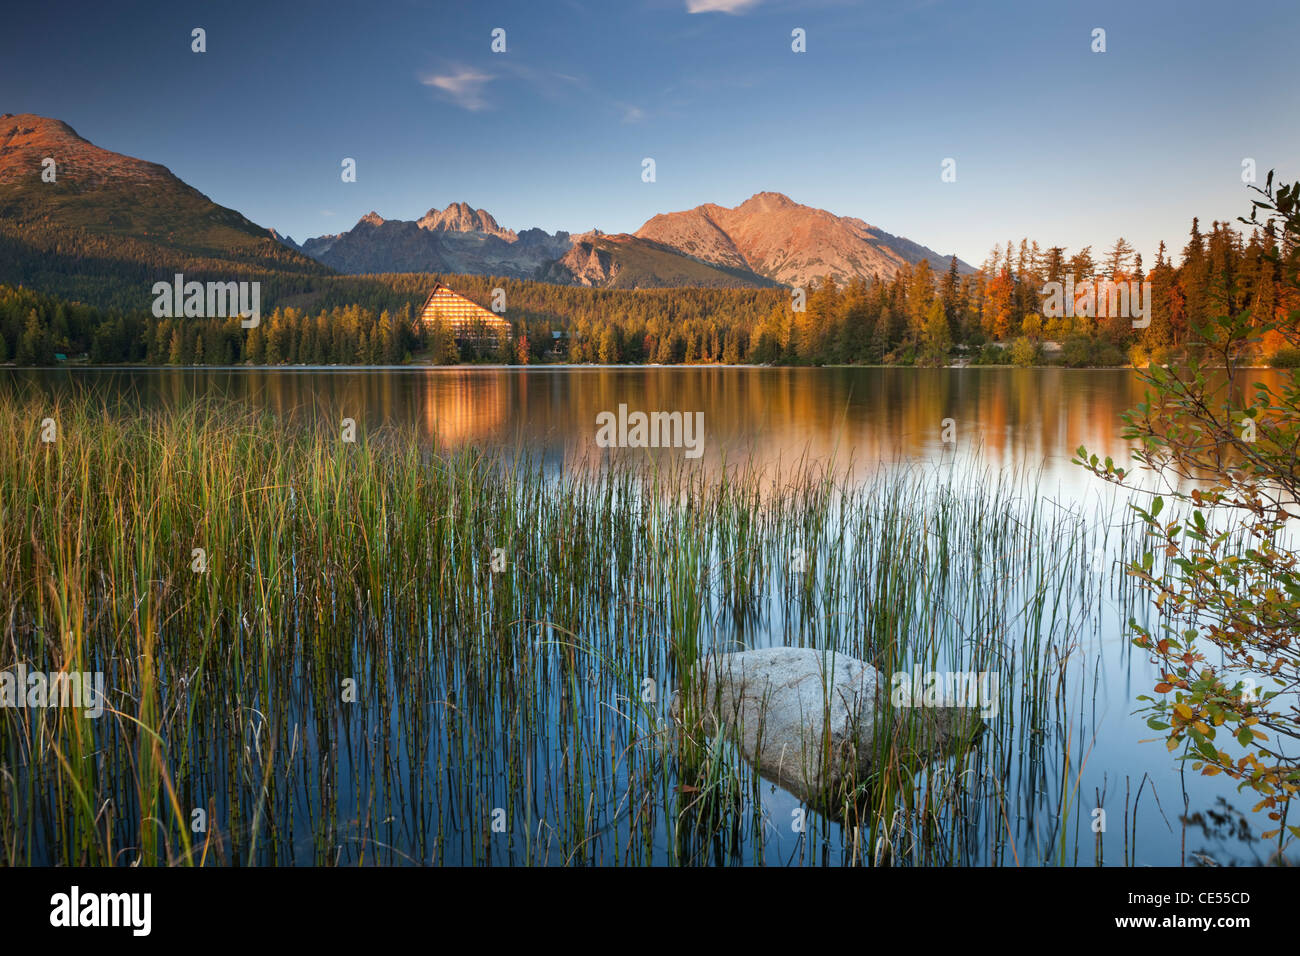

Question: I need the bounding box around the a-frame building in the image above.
[415,282,512,346]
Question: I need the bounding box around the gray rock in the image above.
[676,647,983,808]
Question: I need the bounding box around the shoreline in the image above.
[0,362,1281,372]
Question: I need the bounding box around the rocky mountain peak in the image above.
[417,202,516,241]
[635,192,968,287]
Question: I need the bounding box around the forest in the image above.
[1,217,1296,368]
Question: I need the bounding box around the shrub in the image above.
[1078,172,1300,844]
[1061,335,1093,367]
[1094,344,1126,366]
[1009,336,1039,367]
[1268,347,1300,368]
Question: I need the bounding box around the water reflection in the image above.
[8,365,1241,495]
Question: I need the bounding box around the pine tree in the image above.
[14,310,37,365]
[1069,246,1095,282]
[243,322,263,363]
[1105,238,1136,278]
[1181,218,1209,339]
[168,328,184,365]
[921,297,951,364]
[941,256,961,337]
[1044,247,1067,285]
[983,268,1015,340]
[905,260,934,343]
[722,332,740,364]
[598,327,621,364]
[430,319,459,365]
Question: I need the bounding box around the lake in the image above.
[0,365,1283,866]
[4,364,1150,475]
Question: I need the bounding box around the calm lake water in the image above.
[2,365,1285,866]
[5,364,1152,479]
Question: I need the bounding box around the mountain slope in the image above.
[635,191,971,287]
[299,213,452,274]
[0,113,323,270]
[544,232,778,289]
[0,112,330,310]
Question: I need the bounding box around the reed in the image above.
[0,389,1187,865]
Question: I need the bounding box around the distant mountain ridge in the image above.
[290,204,573,279]
[291,192,970,288]
[0,113,971,298]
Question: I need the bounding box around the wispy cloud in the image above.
[686,0,761,13]
[421,67,494,111]
[446,58,651,125]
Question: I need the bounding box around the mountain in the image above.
[298,213,450,273]
[267,228,300,249]
[0,113,328,309]
[0,113,322,270]
[635,191,971,287]
[0,114,968,304]
[417,202,515,241]
[544,231,777,289]
[291,191,969,289]
[296,204,575,279]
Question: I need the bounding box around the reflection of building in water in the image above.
[416,283,512,346]
[417,370,511,447]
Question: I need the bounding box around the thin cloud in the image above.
[686,0,761,13]
[421,67,494,111]
[490,60,651,124]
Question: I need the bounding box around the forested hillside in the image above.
[2,217,1295,368]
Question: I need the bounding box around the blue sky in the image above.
[3,0,1297,266]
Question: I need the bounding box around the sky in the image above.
[2,0,1297,267]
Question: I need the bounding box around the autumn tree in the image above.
[919,297,951,365]
[982,267,1015,340]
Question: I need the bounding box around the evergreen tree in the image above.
[167,328,184,365]
[920,297,951,365]
[1104,238,1136,278]
[941,256,961,337]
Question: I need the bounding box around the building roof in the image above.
[415,282,512,341]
